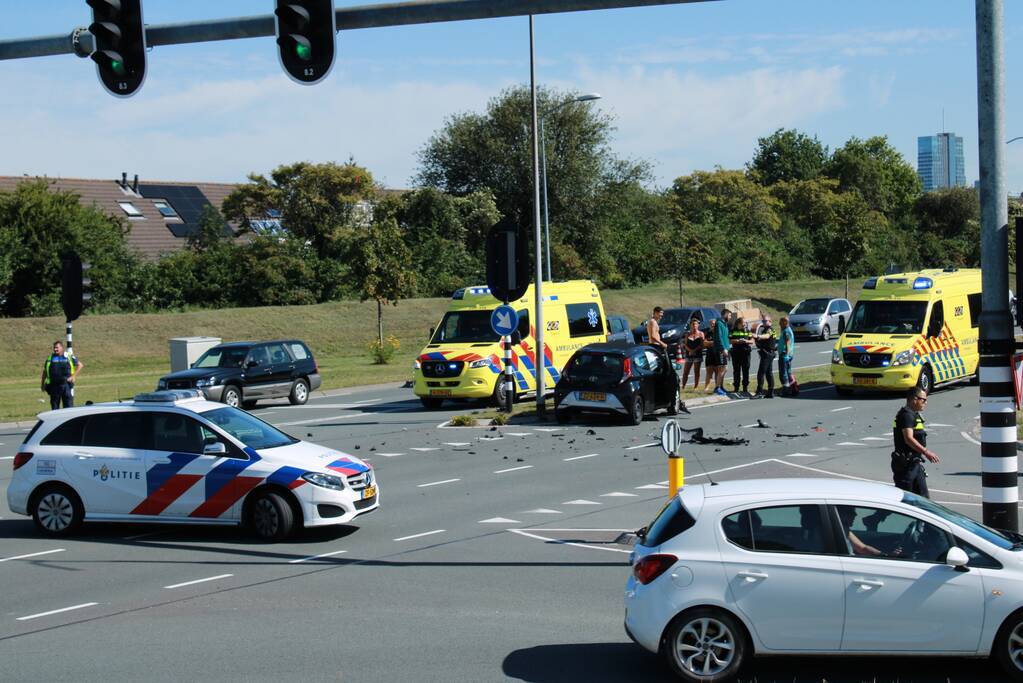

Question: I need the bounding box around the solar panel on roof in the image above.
[139,184,230,237]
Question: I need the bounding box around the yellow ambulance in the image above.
[413,281,608,409]
[830,268,981,395]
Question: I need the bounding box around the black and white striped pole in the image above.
[976,0,1017,530]
[503,334,514,412]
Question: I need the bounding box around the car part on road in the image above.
[680,427,748,446]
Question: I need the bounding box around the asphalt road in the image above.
[0,338,1011,682]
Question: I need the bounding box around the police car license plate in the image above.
[362,485,376,500]
[580,391,606,401]
[429,389,451,396]
[853,377,878,386]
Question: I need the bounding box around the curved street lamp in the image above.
[540,92,602,281]
[1008,137,1023,144]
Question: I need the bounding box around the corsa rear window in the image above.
[642,498,696,547]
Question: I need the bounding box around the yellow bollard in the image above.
[668,452,684,498]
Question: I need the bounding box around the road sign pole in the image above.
[529,15,546,419]
[504,331,514,413]
[668,452,684,498]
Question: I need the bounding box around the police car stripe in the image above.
[144,453,200,496]
[189,476,262,518]
[131,474,203,516]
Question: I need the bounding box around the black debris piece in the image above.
[955,403,962,408]
[490,426,498,431]
[503,456,508,459]
[370,447,376,451]
[354,445,360,450]
[828,432,835,436]
[516,458,524,462]
[775,432,808,438]
[756,419,770,429]
[633,457,639,461]
[586,429,597,435]
[680,427,748,446]
[307,433,313,437]
[567,439,575,444]
[714,448,721,452]
[680,404,691,415]
[596,437,605,441]
[468,451,476,455]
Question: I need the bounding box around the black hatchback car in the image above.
[554,342,682,425]
[157,340,321,409]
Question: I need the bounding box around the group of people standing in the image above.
[647,307,797,399]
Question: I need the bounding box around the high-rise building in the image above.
[917,133,966,191]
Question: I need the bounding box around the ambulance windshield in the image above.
[847,301,928,334]
[432,311,501,344]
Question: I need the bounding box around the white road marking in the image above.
[0,548,65,563]
[443,442,471,447]
[837,442,867,447]
[961,431,982,446]
[508,529,631,554]
[0,455,13,460]
[479,517,521,524]
[505,432,533,436]
[353,398,383,405]
[480,436,504,441]
[691,398,750,410]
[16,602,98,621]
[393,529,446,542]
[278,400,382,410]
[601,491,638,497]
[769,459,980,497]
[410,447,440,452]
[625,442,658,450]
[812,447,834,451]
[929,423,954,427]
[417,478,461,488]
[164,574,234,590]
[375,453,404,457]
[860,437,888,441]
[830,406,853,413]
[494,465,534,474]
[818,350,833,354]
[740,423,760,429]
[784,453,817,458]
[683,458,779,481]
[277,413,361,427]
[523,508,562,514]
[289,550,348,564]
[564,453,600,461]
[563,499,600,505]
[534,428,561,432]
[635,483,668,490]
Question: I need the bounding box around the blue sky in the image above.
[1,0,1021,192]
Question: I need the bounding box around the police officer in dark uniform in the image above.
[753,316,777,399]
[729,315,752,395]
[892,388,940,497]
[41,340,82,409]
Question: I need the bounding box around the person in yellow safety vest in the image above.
[40,340,83,409]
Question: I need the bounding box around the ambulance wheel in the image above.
[31,484,83,536]
[491,379,515,410]
[420,397,444,410]
[629,396,645,425]
[249,491,294,541]
[835,385,853,397]
[819,324,831,341]
[916,366,933,394]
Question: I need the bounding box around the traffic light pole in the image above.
[975,0,1017,531]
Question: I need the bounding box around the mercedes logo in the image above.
[435,363,446,375]
[859,354,871,367]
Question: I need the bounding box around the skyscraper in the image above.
[917,133,966,191]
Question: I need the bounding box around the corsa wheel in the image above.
[995,611,1023,681]
[32,486,83,536]
[664,609,748,683]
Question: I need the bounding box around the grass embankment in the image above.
[0,279,843,423]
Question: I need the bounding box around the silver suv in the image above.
[788,297,851,340]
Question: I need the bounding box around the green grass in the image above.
[0,278,844,423]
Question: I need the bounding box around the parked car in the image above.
[157,340,321,409]
[631,307,722,344]
[606,314,633,342]
[788,297,851,340]
[625,477,1023,682]
[7,390,378,541]
[554,342,682,425]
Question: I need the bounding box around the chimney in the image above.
[132,174,139,192]
[120,172,127,188]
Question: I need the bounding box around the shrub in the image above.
[448,414,478,427]
[368,335,401,365]
[490,412,509,426]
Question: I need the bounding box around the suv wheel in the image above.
[289,378,309,405]
[249,491,295,541]
[32,484,83,536]
[663,608,748,683]
[222,385,242,408]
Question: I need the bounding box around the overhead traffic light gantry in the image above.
[273,1,336,85]
[86,0,147,97]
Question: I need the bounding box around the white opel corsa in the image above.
[624,478,1023,682]
[7,391,378,541]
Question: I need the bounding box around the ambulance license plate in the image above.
[429,389,452,396]
[362,485,376,500]
[580,391,606,401]
[852,377,878,386]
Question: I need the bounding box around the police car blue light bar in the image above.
[912,277,933,290]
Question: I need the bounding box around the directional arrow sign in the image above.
[491,305,519,337]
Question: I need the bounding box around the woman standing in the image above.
[779,316,796,396]
[729,315,752,395]
[680,317,704,392]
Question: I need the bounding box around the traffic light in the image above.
[87,0,147,98]
[61,254,91,322]
[274,1,336,85]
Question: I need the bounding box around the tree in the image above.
[749,128,828,185]
[825,136,921,222]
[222,161,376,261]
[186,204,233,253]
[913,187,980,267]
[350,217,417,346]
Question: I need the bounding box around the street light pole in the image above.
[529,15,546,419]
[540,93,601,281]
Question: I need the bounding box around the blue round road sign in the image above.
[491,305,519,337]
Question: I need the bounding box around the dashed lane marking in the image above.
[740,424,760,429]
[164,574,234,590]
[479,517,521,524]
[769,459,980,498]
[563,499,601,505]
[625,442,658,451]
[837,442,867,447]
[929,423,954,427]
[443,442,471,447]
[393,529,446,542]
[818,350,833,354]
[564,453,600,461]
[812,447,835,452]
[410,447,440,452]
[375,453,404,457]
[784,453,817,458]
[417,478,461,488]
[860,437,888,442]
[480,436,504,441]
[277,413,361,427]
[289,550,348,564]
[0,455,13,460]
[16,602,98,621]
[534,428,561,432]
[505,432,533,436]
[494,465,534,474]
[635,484,668,490]
[0,548,65,563]
[523,508,561,514]
[830,406,853,413]
[601,492,638,497]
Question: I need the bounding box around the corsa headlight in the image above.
[832,349,843,365]
[468,359,491,369]
[892,350,913,367]
[302,472,346,490]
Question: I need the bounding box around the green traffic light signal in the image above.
[295,42,312,61]
[110,59,126,76]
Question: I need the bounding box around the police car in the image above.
[7,391,378,541]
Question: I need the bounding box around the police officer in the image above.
[753,316,777,398]
[892,388,939,497]
[41,340,83,409]
[729,315,752,395]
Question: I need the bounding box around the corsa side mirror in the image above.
[945,546,969,570]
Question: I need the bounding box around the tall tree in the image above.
[749,128,828,185]
[350,217,417,346]
[913,187,980,267]
[825,136,921,221]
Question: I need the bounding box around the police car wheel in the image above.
[222,386,242,408]
[663,607,749,683]
[629,396,645,426]
[31,484,83,536]
[994,609,1023,681]
[289,379,309,405]
[249,491,294,541]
